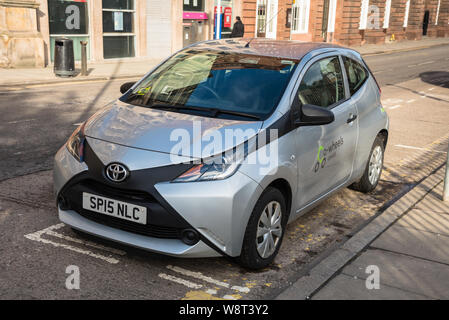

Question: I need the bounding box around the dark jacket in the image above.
[230,21,244,38]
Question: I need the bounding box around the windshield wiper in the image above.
[147,101,261,121]
[206,108,261,120]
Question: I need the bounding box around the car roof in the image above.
[189,38,345,61]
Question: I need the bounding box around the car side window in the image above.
[342,56,368,95]
[297,56,345,109]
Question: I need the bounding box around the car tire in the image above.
[351,135,385,193]
[237,187,287,270]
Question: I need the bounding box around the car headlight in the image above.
[173,142,251,183]
[66,123,85,162]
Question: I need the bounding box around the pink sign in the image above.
[183,12,208,20]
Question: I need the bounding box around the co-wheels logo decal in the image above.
[314,137,344,173]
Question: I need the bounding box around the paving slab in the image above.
[312,273,429,300]
[371,225,449,265]
[395,208,449,237]
[341,249,449,299]
[415,182,449,215]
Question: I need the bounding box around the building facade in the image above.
[242,0,449,46]
[0,0,448,68]
[1,0,244,67]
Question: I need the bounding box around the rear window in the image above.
[122,49,299,120]
[342,56,368,95]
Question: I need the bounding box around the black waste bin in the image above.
[54,37,76,77]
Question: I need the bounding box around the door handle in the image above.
[347,114,357,124]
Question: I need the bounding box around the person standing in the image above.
[230,16,245,38]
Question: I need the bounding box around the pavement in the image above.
[0,58,162,88]
[351,37,449,56]
[277,144,449,300]
[0,37,448,88]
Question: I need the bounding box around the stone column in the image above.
[0,0,44,68]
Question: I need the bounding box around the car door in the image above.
[293,54,358,210]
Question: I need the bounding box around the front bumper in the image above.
[54,137,262,258]
[59,208,220,258]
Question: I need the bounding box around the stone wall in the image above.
[0,0,44,68]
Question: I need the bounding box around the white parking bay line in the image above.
[158,273,203,289]
[417,60,435,66]
[45,230,126,256]
[7,119,36,125]
[389,105,401,110]
[166,265,250,293]
[24,223,121,264]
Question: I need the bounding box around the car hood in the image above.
[84,101,263,159]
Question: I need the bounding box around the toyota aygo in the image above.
[54,39,388,269]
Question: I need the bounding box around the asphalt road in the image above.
[364,44,449,87]
[1,44,449,299]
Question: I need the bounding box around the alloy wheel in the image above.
[368,145,383,185]
[256,201,283,259]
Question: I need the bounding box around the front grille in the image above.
[63,179,186,240]
[81,179,156,203]
[77,209,182,239]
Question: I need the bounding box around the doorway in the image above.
[265,0,278,39]
[423,10,430,36]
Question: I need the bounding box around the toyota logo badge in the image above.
[105,163,129,183]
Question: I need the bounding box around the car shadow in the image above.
[419,71,449,89]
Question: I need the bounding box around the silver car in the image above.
[54,39,388,269]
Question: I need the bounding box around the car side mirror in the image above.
[291,102,335,127]
[120,82,136,94]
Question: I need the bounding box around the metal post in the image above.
[215,0,222,40]
[443,142,449,201]
[80,41,88,76]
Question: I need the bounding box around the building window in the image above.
[435,0,441,25]
[383,0,391,29]
[327,0,337,33]
[102,0,135,59]
[403,0,410,27]
[359,0,369,30]
[256,0,267,37]
[183,0,204,12]
[48,0,90,61]
[291,0,310,34]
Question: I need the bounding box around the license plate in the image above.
[82,192,147,225]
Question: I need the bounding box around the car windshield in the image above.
[122,49,299,120]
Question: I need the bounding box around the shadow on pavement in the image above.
[419,71,449,88]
